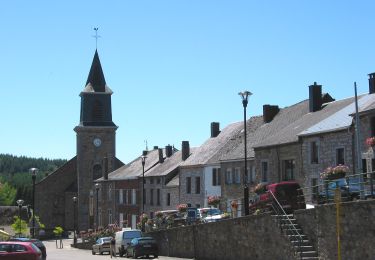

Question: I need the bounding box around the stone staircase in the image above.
[273,214,319,260]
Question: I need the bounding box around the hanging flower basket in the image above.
[366,137,375,147]
[231,200,238,210]
[254,183,267,194]
[177,203,188,212]
[207,196,221,207]
[320,165,349,180]
[155,211,163,218]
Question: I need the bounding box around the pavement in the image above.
[43,238,192,260]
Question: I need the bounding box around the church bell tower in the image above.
[74,50,118,230]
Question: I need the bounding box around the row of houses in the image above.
[94,76,375,229]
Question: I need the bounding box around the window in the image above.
[283,159,295,180]
[128,190,132,205]
[310,141,319,164]
[250,166,256,184]
[196,204,200,208]
[150,178,154,184]
[108,209,112,224]
[226,168,233,184]
[108,184,112,201]
[93,164,102,180]
[311,178,318,201]
[157,178,161,184]
[132,189,137,205]
[186,177,191,194]
[261,161,268,182]
[371,117,375,136]
[92,99,104,121]
[150,189,154,205]
[119,189,123,204]
[195,177,201,194]
[157,189,160,206]
[167,193,171,206]
[234,168,241,184]
[336,148,345,165]
[212,168,221,186]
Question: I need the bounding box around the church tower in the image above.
[74,50,118,230]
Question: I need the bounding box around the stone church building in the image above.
[35,50,123,233]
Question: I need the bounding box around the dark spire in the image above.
[86,50,106,92]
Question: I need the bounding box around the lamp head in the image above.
[29,168,39,176]
[95,183,100,190]
[73,196,78,203]
[16,199,24,206]
[141,155,147,166]
[238,91,252,107]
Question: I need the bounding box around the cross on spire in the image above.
[93,27,101,49]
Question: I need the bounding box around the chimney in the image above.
[165,145,173,157]
[369,73,375,94]
[181,141,190,161]
[153,146,158,150]
[142,150,148,156]
[309,82,322,112]
[211,122,220,138]
[103,157,109,180]
[158,148,164,163]
[263,105,279,123]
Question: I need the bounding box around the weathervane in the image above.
[93,27,101,49]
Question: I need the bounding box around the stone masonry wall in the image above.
[149,199,375,260]
[179,167,205,207]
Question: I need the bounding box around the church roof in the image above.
[83,50,112,93]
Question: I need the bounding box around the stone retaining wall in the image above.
[149,199,375,260]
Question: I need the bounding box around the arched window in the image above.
[92,99,104,121]
[93,164,102,180]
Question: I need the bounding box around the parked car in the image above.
[318,178,360,203]
[0,241,42,260]
[125,237,158,259]
[198,208,223,223]
[92,236,112,255]
[249,181,306,214]
[9,237,46,259]
[115,228,142,257]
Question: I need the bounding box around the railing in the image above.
[268,190,303,260]
[299,171,375,205]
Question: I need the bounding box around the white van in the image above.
[115,228,142,256]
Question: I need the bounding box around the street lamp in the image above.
[95,183,100,230]
[16,199,24,237]
[72,196,78,245]
[141,155,147,232]
[29,167,38,238]
[239,90,252,216]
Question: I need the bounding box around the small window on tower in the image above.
[93,164,102,180]
[92,99,104,121]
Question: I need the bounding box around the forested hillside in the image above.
[0,154,67,206]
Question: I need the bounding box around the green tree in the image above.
[0,182,17,205]
[11,216,28,237]
[53,226,64,237]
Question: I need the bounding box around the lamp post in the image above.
[141,155,147,232]
[239,91,252,216]
[29,168,38,238]
[16,199,24,237]
[95,183,100,230]
[72,196,78,245]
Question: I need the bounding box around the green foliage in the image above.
[11,216,28,236]
[0,154,67,205]
[30,215,45,229]
[53,226,64,237]
[0,182,17,205]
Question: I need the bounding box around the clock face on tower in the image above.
[93,138,102,147]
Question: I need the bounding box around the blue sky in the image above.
[1,1,375,163]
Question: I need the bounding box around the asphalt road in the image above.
[43,238,192,260]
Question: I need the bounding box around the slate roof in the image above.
[145,147,198,177]
[106,148,166,180]
[180,121,243,167]
[253,96,356,148]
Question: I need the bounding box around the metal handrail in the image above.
[268,190,304,260]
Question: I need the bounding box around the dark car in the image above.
[9,237,46,259]
[92,237,112,255]
[318,178,360,203]
[249,181,306,214]
[125,237,158,259]
[0,241,42,260]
